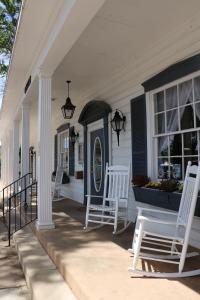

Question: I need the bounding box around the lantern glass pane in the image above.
[111,120,116,131]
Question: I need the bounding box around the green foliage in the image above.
[177,183,183,193]
[0,0,21,76]
[159,179,179,192]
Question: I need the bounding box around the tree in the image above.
[0,0,21,76]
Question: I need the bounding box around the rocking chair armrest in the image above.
[137,207,178,216]
[86,195,103,198]
[104,197,119,202]
[138,215,183,226]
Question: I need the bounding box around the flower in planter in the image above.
[145,181,161,189]
[132,175,150,187]
[177,183,183,193]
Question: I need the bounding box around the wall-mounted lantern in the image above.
[111,109,126,146]
[61,80,76,119]
[69,128,79,146]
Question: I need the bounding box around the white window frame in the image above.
[57,129,69,172]
[146,69,200,181]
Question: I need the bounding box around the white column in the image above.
[1,136,6,186]
[12,120,20,181]
[36,72,54,229]
[3,134,9,185]
[21,103,30,176]
[8,129,13,183]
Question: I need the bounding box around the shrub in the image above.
[159,179,179,192]
[132,175,150,187]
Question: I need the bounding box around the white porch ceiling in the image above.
[53,0,200,97]
[1,0,200,137]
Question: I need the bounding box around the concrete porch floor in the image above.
[32,199,200,300]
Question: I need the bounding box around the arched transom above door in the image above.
[78,100,112,126]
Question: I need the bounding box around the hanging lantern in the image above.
[61,80,76,119]
[69,128,79,146]
[111,109,126,146]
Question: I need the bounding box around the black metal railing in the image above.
[6,181,37,246]
[2,173,32,218]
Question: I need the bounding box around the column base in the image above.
[36,221,55,230]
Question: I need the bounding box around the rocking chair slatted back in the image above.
[177,161,200,227]
[104,164,130,200]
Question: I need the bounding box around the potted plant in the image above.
[132,177,200,216]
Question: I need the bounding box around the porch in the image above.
[31,198,200,300]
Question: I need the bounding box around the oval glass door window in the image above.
[93,137,102,192]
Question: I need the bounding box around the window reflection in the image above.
[184,132,197,155]
[169,134,182,156]
[166,109,178,132]
[158,136,168,156]
[180,105,194,130]
[194,76,200,102]
[166,86,178,110]
[158,158,169,179]
[93,137,102,192]
[179,80,192,106]
[170,157,182,180]
[155,113,165,134]
[154,91,164,113]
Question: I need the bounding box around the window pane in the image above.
[60,153,68,168]
[158,136,168,156]
[194,76,200,102]
[166,109,178,132]
[154,91,164,113]
[183,132,198,155]
[170,158,182,180]
[158,158,170,179]
[178,79,192,106]
[155,113,165,134]
[195,102,200,127]
[169,134,182,156]
[166,86,178,110]
[180,105,194,130]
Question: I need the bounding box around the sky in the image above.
[0,76,5,108]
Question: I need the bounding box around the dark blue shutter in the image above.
[131,94,147,176]
[69,126,75,176]
[54,134,58,171]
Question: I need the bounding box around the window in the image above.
[78,143,83,165]
[153,74,200,180]
[58,130,69,171]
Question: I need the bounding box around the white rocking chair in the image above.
[84,164,130,234]
[128,161,200,278]
[52,166,65,202]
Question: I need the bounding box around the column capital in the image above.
[21,101,30,111]
[13,119,20,128]
[37,67,53,79]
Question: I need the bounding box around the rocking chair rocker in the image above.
[129,161,200,278]
[84,164,130,234]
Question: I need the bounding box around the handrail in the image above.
[2,172,32,191]
[8,182,36,198]
[7,180,37,246]
[2,173,32,218]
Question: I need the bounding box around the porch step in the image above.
[13,226,76,300]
